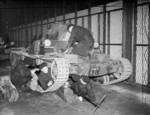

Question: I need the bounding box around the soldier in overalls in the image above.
[47,23,94,57]
[67,25,94,57]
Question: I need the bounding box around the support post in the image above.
[75,0,77,25]
[54,1,57,22]
[148,3,150,88]
[31,8,33,43]
[131,0,137,83]
[25,8,28,47]
[98,14,100,46]
[122,0,133,61]
[41,7,43,34]
[107,12,110,54]
[122,0,135,83]
[63,0,65,23]
[103,4,106,53]
[88,0,91,31]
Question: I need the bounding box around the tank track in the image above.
[35,58,70,93]
[10,47,27,68]
[10,50,70,93]
[102,58,132,85]
[10,52,22,68]
[0,75,19,102]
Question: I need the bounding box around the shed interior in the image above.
[0,0,150,115]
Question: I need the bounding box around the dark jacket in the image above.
[11,61,32,88]
[68,25,94,57]
[37,68,53,90]
[69,74,96,102]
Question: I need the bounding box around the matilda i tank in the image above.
[8,23,132,94]
[9,36,132,94]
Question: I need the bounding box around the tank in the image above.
[9,37,132,93]
[0,60,19,102]
[0,39,15,60]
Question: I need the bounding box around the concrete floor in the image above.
[0,82,150,115]
[0,59,150,115]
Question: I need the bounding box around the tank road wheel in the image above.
[0,75,19,102]
[35,58,69,93]
[102,58,132,85]
[10,52,22,69]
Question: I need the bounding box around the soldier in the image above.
[67,25,94,57]
[47,23,94,57]
[29,62,54,91]
[69,74,96,104]
[11,60,32,89]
